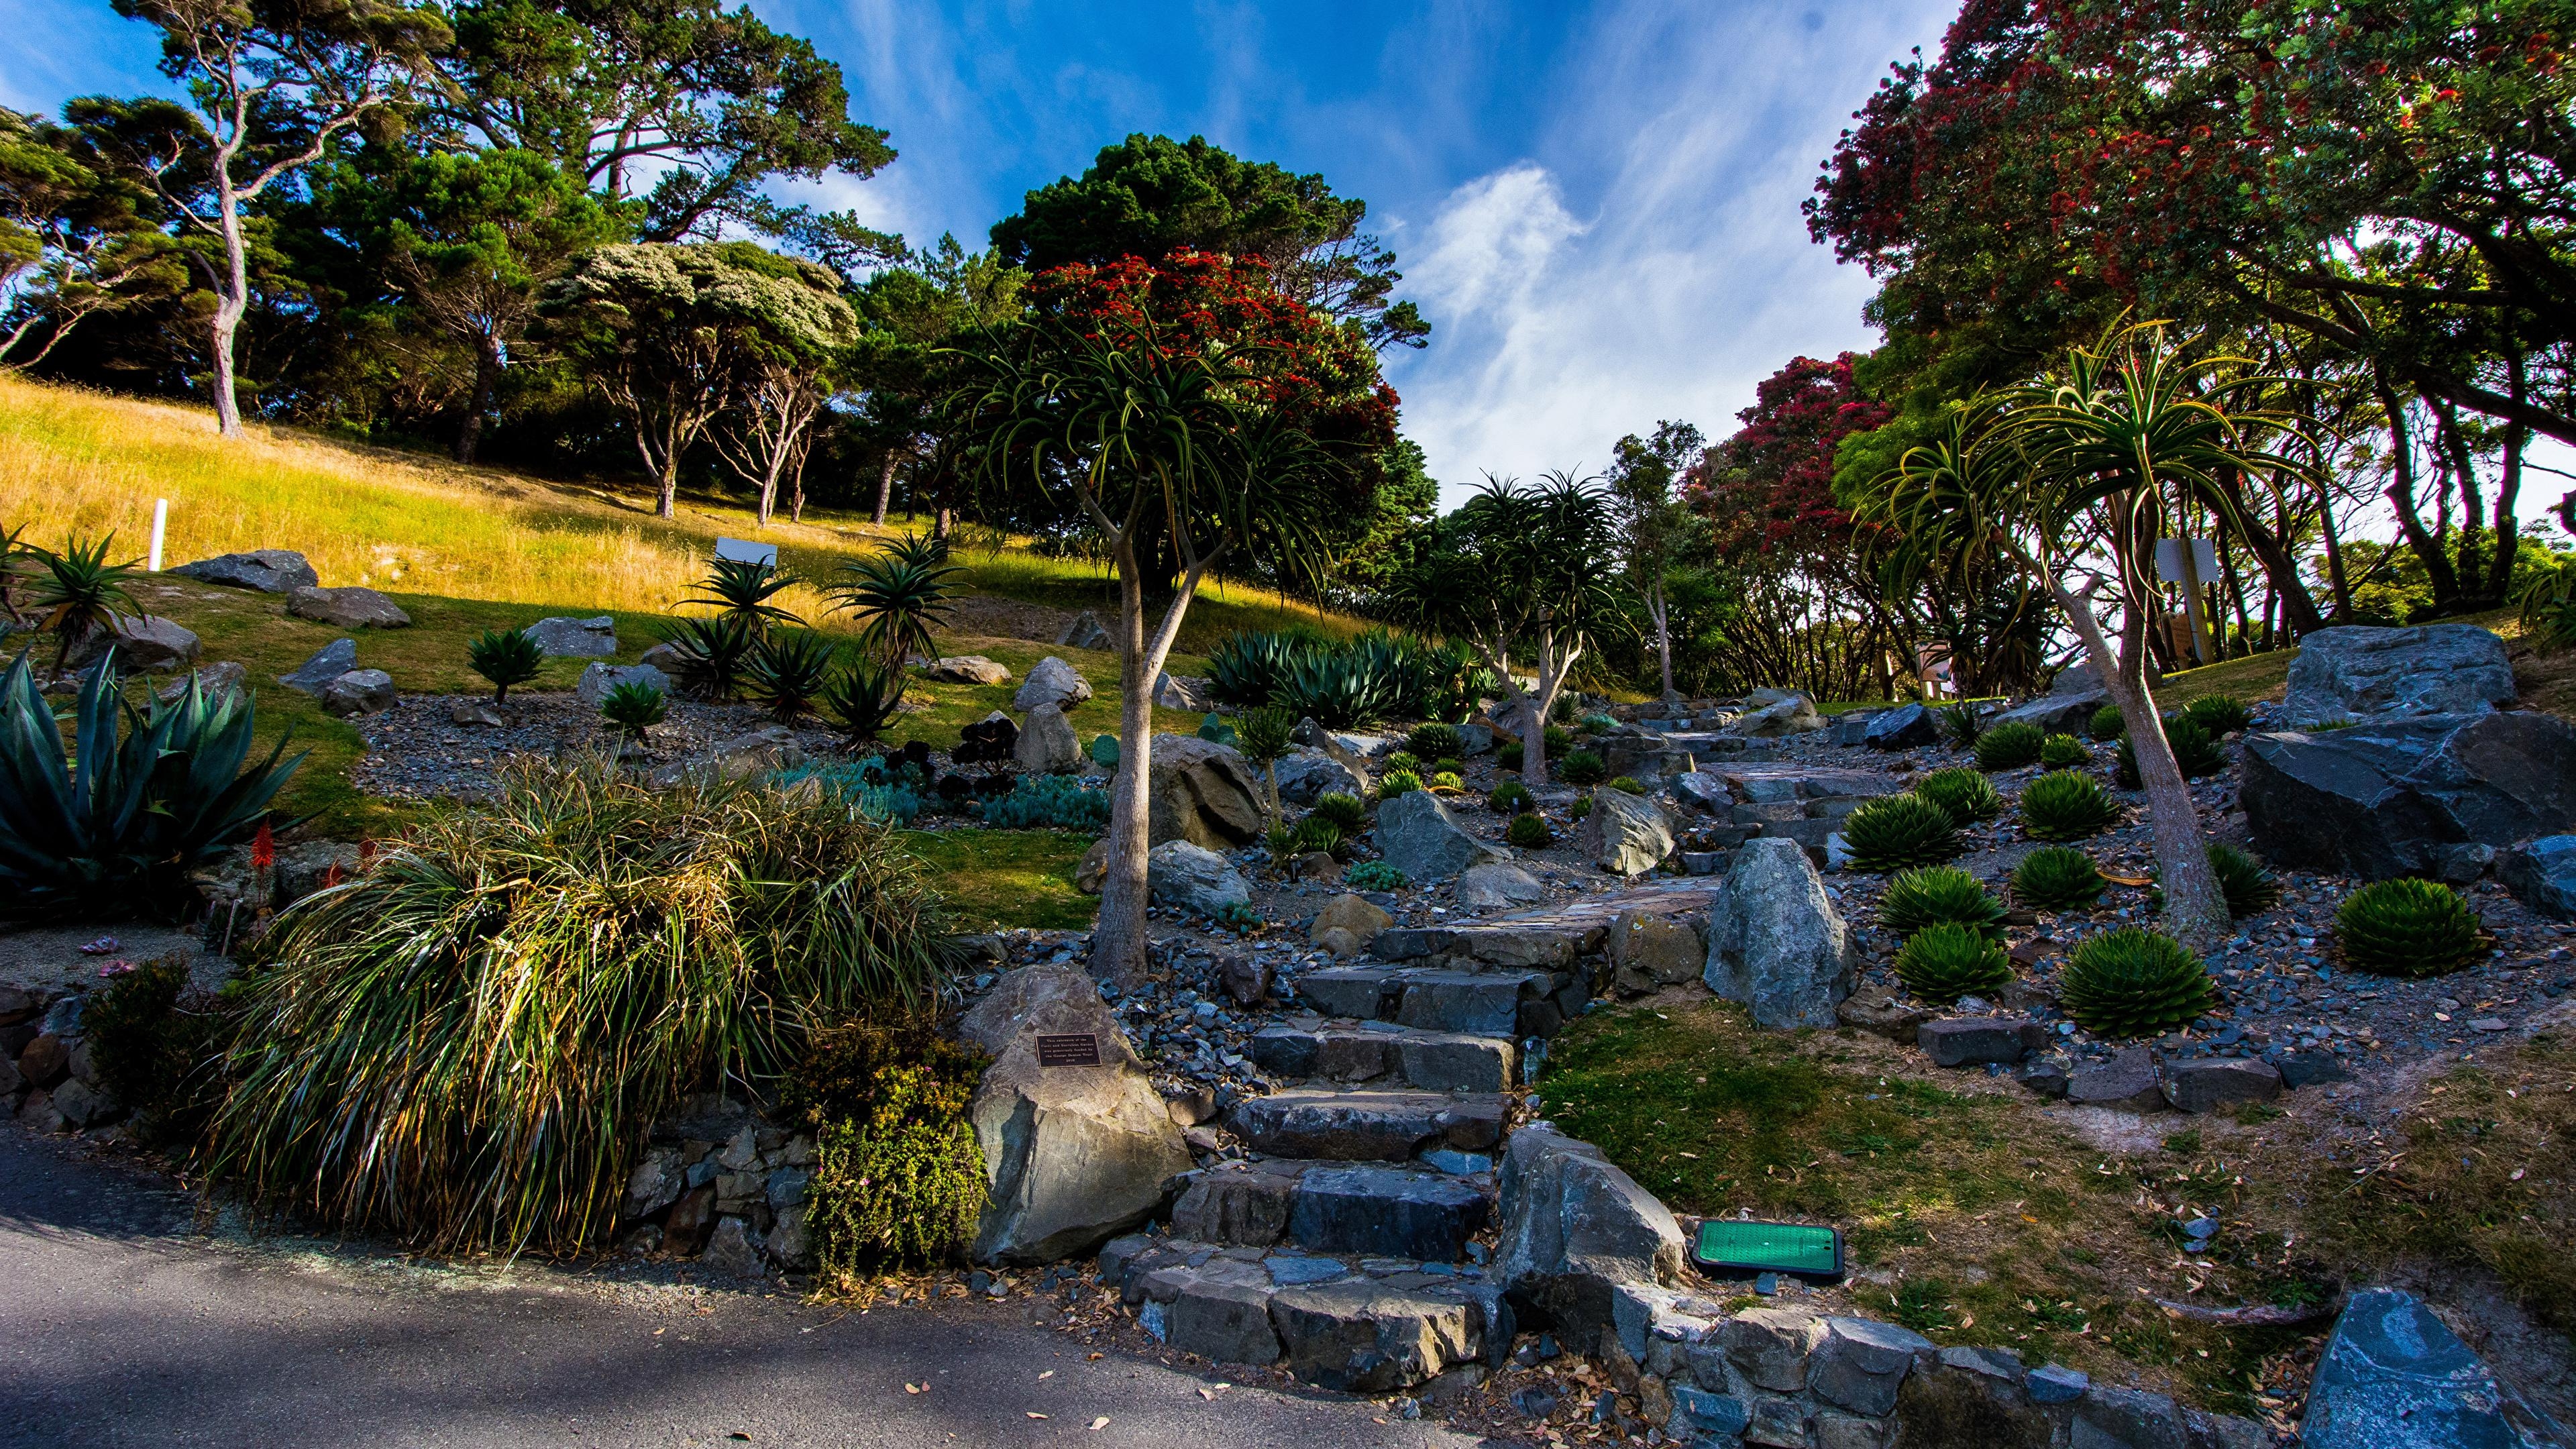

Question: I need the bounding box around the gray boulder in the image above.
[276,637,358,694]
[2242,713,2576,881]
[1494,1125,1685,1348]
[1289,716,1377,790]
[1146,734,1265,849]
[2067,1047,2165,1112]
[1014,701,1083,773]
[1273,748,1363,806]
[1014,655,1093,712]
[1455,861,1546,912]
[1154,672,1214,711]
[1733,694,1823,737]
[1578,787,1674,877]
[1375,790,1509,883]
[286,585,411,629]
[1702,838,1854,1030]
[2286,624,2516,724]
[1671,771,1731,812]
[523,615,617,657]
[66,615,201,672]
[2161,1057,2282,1114]
[1146,840,1250,916]
[2500,836,2576,919]
[928,655,1011,685]
[1994,690,2106,736]
[317,669,396,718]
[959,967,1193,1265]
[2301,1287,2556,1448]
[1453,722,1496,757]
[171,548,317,594]
[157,660,246,706]
[1057,610,1113,651]
[1863,703,1937,750]
[575,661,670,709]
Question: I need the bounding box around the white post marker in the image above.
[148,498,168,572]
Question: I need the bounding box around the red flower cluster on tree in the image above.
[1689,353,1894,560]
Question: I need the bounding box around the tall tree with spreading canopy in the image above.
[0,107,184,370]
[1606,420,1708,698]
[91,0,448,437]
[990,133,1428,352]
[951,250,1397,985]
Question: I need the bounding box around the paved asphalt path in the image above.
[0,1127,1486,1448]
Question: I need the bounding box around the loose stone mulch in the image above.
[347,692,850,801]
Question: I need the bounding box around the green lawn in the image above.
[899,828,1097,934]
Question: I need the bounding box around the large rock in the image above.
[317,669,396,718]
[1289,717,1376,792]
[1863,704,1937,750]
[959,967,1193,1265]
[1014,701,1083,773]
[1273,748,1362,806]
[277,637,357,694]
[523,615,617,657]
[1701,838,1853,1030]
[1145,735,1266,849]
[1579,788,1674,877]
[2300,1287,2556,1448]
[1146,841,1250,916]
[1494,1125,1685,1346]
[574,661,670,708]
[2161,1057,2282,1114]
[1609,910,1704,994]
[1375,790,1509,883]
[156,660,246,706]
[1993,690,2105,736]
[1456,861,1546,912]
[66,615,201,672]
[1155,672,1214,711]
[2242,713,2576,880]
[1309,893,1393,957]
[1057,610,1113,651]
[2066,1047,2165,1112]
[928,655,1010,685]
[2284,624,2517,724]
[286,585,411,629]
[2500,836,2576,919]
[1013,656,1093,712]
[1267,1281,1479,1393]
[1732,694,1824,737]
[171,548,317,594]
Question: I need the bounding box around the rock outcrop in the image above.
[1013,701,1082,773]
[2242,713,2576,880]
[1145,735,1266,849]
[65,616,201,672]
[1145,840,1250,916]
[574,661,669,708]
[1375,790,1510,882]
[1578,788,1674,877]
[523,615,617,657]
[286,585,411,629]
[171,548,317,594]
[1013,656,1093,712]
[1701,839,1854,1029]
[2283,623,2516,724]
[1493,1124,1685,1346]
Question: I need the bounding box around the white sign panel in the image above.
[714,537,777,569]
[2154,537,2218,584]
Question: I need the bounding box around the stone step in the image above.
[1249,1019,1519,1093]
[1169,1158,1495,1260]
[1369,877,1723,970]
[1226,1086,1507,1162]
[1291,964,1576,1038]
[1101,1234,1509,1390]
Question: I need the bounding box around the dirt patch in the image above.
[941,594,1081,646]
[0,924,229,998]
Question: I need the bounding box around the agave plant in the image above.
[1894,922,2012,1005]
[746,630,837,722]
[686,555,801,629]
[1937,702,1984,748]
[467,627,544,703]
[1275,645,1408,728]
[2058,928,2216,1038]
[661,615,761,700]
[828,533,959,665]
[2181,694,2249,736]
[1841,793,1961,871]
[0,651,304,920]
[2012,845,2105,910]
[821,656,908,741]
[2336,878,2484,977]
[1974,720,2046,771]
[1879,866,2007,939]
[2206,842,2279,918]
[1205,629,1320,708]
[2019,770,2119,841]
[598,680,669,741]
[26,535,142,669]
[1311,792,1367,833]
[1915,766,2002,826]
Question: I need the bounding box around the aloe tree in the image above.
[1864,325,2312,951]
[827,532,959,667]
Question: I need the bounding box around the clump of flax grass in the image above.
[207,753,958,1254]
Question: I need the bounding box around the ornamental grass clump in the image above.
[2059,928,2217,1038]
[1974,720,2046,771]
[2019,770,2119,841]
[1840,793,1961,871]
[2336,877,2485,978]
[2039,733,2089,769]
[207,755,955,1252]
[2011,846,2105,910]
[1894,922,2013,1005]
[1915,766,2002,826]
[1878,866,2006,940]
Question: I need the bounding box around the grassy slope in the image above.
[0,377,1367,920]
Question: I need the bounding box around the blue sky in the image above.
[0,0,1956,504]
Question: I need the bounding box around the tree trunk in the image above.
[656,449,678,519]
[1094,555,1155,988]
[209,189,249,439]
[2379,382,2462,607]
[757,451,784,528]
[873,451,898,527]
[456,338,500,464]
[2043,556,2228,953]
[2489,354,2527,603]
[1649,584,1674,698]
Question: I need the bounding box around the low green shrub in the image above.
[1432,757,1465,777]
[1841,794,1961,871]
[83,955,231,1144]
[599,679,669,739]
[1878,866,2006,940]
[1345,860,1405,891]
[1894,922,2013,1005]
[1379,769,1423,798]
[1488,781,1534,814]
[1974,720,2046,771]
[978,775,1111,831]
[209,756,955,1252]
[1581,712,1619,734]
[2337,878,2485,977]
[1404,722,1463,761]
[1507,812,1552,847]
[1430,770,1465,791]
[467,627,543,702]
[1607,775,1646,794]
[1312,793,1368,832]
[1383,750,1421,774]
[2088,702,2126,741]
[2059,928,2216,1038]
[1215,902,1263,934]
[1570,796,1593,821]
[2019,770,2119,841]
[2039,733,2090,769]
[1544,724,1574,754]
[2115,716,2225,787]
[788,1023,988,1278]
[2012,847,2104,910]
[1558,750,1607,786]
[772,761,928,824]
[2182,694,2250,735]
[1915,766,2002,826]
[2207,842,2279,917]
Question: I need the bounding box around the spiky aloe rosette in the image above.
[2059,928,2218,1038]
[1915,766,2003,826]
[2012,846,2105,910]
[2336,877,2485,977]
[1878,866,2007,940]
[1974,720,2047,771]
[2019,770,2120,841]
[2206,843,2279,918]
[1895,922,2014,1005]
[1840,793,1962,871]
[2039,733,2090,769]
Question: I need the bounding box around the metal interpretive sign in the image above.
[1036,1034,1102,1068]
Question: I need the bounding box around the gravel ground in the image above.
[347,692,851,800]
